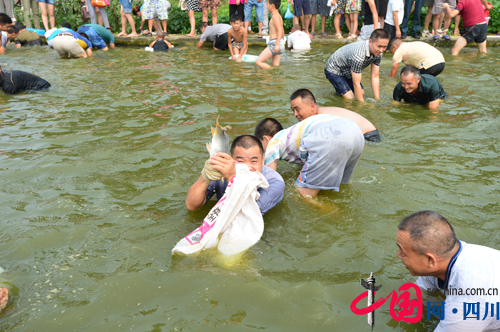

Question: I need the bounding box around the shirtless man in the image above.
[227,14,248,61]
[255,0,284,69]
[289,88,381,142]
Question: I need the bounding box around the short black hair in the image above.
[254,118,283,141]
[400,65,420,79]
[132,5,141,15]
[200,21,209,29]
[269,0,281,9]
[61,22,72,29]
[398,210,458,257]
[230,135,265,155]
[14,22,26,30]
[6,25,19,34]
[79,32,89,40]
[370,28,389,42]
[157,31,164,39]
[290,88,316,103]
[230,14,242,22]
[0,13,12,25]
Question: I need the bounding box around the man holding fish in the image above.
[186,117,285,215]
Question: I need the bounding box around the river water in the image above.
[0,44,499,331]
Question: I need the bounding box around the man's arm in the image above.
[442,3,460,17]
[238,31,248,61]
[0,46,5,54]
[480,0,494,9]
[428,99,440,110]
[149,40,156,48]
[351,71,364,102]
[390,63,399,78]
[109,43,115,49]
[86,48,93,56]
[255,177,285,215]
[186,176,210,211]
[367,0,378,23]
[196,40,205,48]
[267,159,278,171]
[370,63,380,99]
[393,11,401,38]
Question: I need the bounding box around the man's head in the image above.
[61,22,72,29]
[79,32,89,40]
[6,25,19,39]
[132,5,142,16]
[290,89,317,121]
[230,15,242,30]
[368,29,389,57]
[0,14,12,31]
[230,135,265,172]
[400,65,421,95]
[291,24,301,33]
[157,31,165,39]
[268,0,281,12]
[397,210,459,277]
[254,118,283,150]
[389,37,403,53]
[200,21,209,33]
[14,22,26,32]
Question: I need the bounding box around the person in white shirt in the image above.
[397,210,500,332]
[287,24,311,51]
[383,0,404,46]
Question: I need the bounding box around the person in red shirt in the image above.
[443,0,493,55]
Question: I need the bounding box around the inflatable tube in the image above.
[27,28,46,36]
[228,54,259,62]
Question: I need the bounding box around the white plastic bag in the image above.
[172,164,269,256]
[178,0,187,11]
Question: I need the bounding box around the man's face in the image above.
[368,38,389,57]
[0,24,9,31]
[291,97,315,121]
[231,20,241,31]
[396,230,429,276]
[232,145,264,173]
[400,73,420,95]
[200,26,206,33]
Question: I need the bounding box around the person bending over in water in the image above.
[0,67,51,94]
[0,25,20,54]
[227,14,247,61]
[14,22,43,48]
[148,31,172,51]
[289,88,381,142]
[52,28,93,58]
[186,135,284,215]
[255,116,364,198]
[255,0,284,69]
[393,65,447,110]
[196,22,231,50]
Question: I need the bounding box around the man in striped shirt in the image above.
[389,38,446,77]
[324,29,389,102]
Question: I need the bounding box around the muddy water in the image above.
[0,44,498,331]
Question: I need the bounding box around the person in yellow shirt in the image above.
[389,38,445,78]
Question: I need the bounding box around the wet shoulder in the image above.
[261,165,284,183]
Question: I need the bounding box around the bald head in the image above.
[398,210,458,257]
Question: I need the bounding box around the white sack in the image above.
[172,164,269,256]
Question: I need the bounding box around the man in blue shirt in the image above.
[77,26,108,51]
[186,135,285,215]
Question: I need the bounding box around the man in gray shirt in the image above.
[196,22,232,50]
[324,29,389,102]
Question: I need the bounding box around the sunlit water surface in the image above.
[0,43,499,331]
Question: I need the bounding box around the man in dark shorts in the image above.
[393,65,447,110]
[196,22,231,50]
[324,29,389,102]
[443,0,492,55]
[0,68,51,94]
[290,0,312,36]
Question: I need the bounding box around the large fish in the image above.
[207,116,231,157]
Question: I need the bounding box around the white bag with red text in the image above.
[172,164,269,256]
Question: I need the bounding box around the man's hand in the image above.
[274,45,280,54]
[486,3,494,10]
[396,29,401,38]
[209,153,236,181]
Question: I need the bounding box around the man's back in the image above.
[393,42,445,69]
[317,107,376,134]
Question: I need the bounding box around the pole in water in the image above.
[360,272,382,331]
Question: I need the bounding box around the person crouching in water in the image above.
[148,31,172,51]
[0,67,51,94]
[227,14,248,61]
